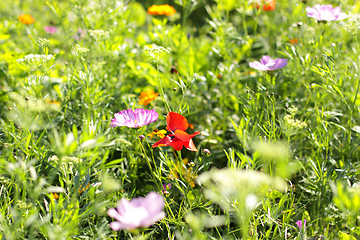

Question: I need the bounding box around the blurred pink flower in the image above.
[296,219,306,230]
[110,109,158,128]
[107,192,165,231]
[44,26,57,34]
[249,56,288,71]
[306,4,347,22]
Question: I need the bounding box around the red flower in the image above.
[152,112,200,151]
[253,0,276,11]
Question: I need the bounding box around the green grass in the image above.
[1,0,360,239]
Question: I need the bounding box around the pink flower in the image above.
[249,56,288,71]
[107,192,165,231]
[44,26,57,34]
[110,109,158,128]
[296,219,306,230]
[306,4,347,22]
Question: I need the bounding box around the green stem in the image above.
[157,62,171,112]
[137,133,153,173]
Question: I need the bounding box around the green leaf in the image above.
[339,231,356,240]
[216,0,237,11]
[124,2,146,26]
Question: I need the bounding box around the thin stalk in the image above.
[157,62,171,112]
[136,134,153,174]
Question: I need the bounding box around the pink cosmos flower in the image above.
[107,192,165,231]
[44,26,57,34]
[296,219,306,230]
[306,4,347,22]
[249,56,288,71]
[110,109,158,128]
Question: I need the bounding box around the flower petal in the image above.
[184,139,198,151]
[273,58,288,70]
[109,221,125,231]
[260,55,271,65]
[249,61,268,71]
[166,112,189,132]
[110,109,158,128]
[143,192,165,215]
[107,208,120,219]
[306,4,347,21]
[169,138,185,151]
[174,130,200,142]
[152,135,173,148]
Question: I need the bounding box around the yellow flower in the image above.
[138,89,158,106]
[148,129,167,139]
[147,4,176,16]
[18,14,35,25]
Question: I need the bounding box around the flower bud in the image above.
[202,148,211,156]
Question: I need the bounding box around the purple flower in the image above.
[249,56,288,71]
[107,192,165,231]
[110,109,158,128]
[44,26,57,34]
[306,4,347,22]
[296,219,306,230]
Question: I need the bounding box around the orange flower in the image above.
[45,99,61,106]
[78,182,90,194]
[147,4,176,16]
[253,0,276,11]
[51,192,59,200]
[289,38,299,44]
[138,89,158,106]
[18,14,35,25]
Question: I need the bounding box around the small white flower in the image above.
[17,54,54,63]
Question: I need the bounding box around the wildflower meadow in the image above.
[1,0,360,239]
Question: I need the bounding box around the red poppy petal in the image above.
[169,138,184,151]
[152,135,173,148]
[166,112,189,133]
[184,139,197,151]
[174,130,200,142]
